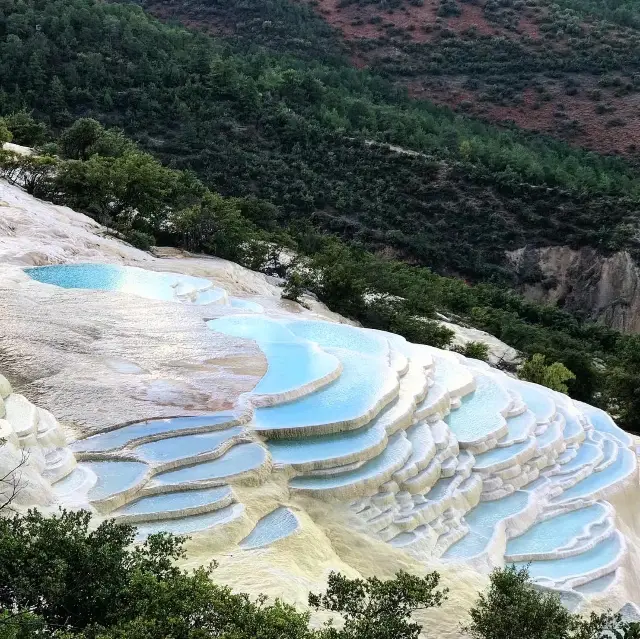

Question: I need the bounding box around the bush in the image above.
[123,229,155,251]
[518,353,576,393]
[453,341,490,361]
[465,565,624,639]
[4,111,48,146]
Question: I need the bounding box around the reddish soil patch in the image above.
[409,78,640,154]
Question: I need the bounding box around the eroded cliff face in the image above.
[509,246,640,334]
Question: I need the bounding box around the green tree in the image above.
[309,570,447,639]
[518,353,576,393]
[0,118,12,145]
[59,118,107,160]
[3,111,47,147]
[465,565,621,639]
[282,271,308,304]
[453,341,490,361]
[172,191,256,262]
[0,509,314,639]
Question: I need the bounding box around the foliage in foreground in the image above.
[0,509,445,639]
[0,510,638,639]
[466,564,640,639]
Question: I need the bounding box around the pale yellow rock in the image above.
[4,393,38,439]
[0,375,11,399]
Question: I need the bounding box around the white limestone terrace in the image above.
[6,260,637,602]
[1,179,640,626]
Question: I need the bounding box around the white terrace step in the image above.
[513,531,625,591]
[392,422,437,484]
[498,410,536,448]
[43,447,76,483]
[505,502,614,562]
[289,433,412,500]
[113,486,235,524]
[414,383,450,424]
[270,357,430,474]
[133,502,245,540]
[552,445,636,505]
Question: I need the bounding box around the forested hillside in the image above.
[2,0,640,286]
[4,0,640,433]
[141,0,640,154]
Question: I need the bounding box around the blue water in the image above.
[82,460,148,500]
[446,375,510,444]
[193,288,227,305]
[557,442,601,474]
[574,571,617,595]
[25,263,213,302]
[577,403,632,447]
[473,439,532,471]
[506,503,607,558]
[134,503,245,539]
[515,533,622,582]
[554,447,635,503]
[240,507,299,548]
[52,466,93,496]
[134,427,243,464]
[71,414,236,453]
[229,298,264,313]
[289,433,409,491]
[252,348,393,435]
[444,490,530,558]
[252,342,339,396]
[117,486,232,515]
[268,423,386,466]
[153,442,266,486]
[505,379,556,423]
[501,410,535,444]
[208,315,299,344]
[286,321,389,357]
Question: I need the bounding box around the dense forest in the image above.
[2,0,640,285]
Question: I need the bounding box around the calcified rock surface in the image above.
[1,181,640,637]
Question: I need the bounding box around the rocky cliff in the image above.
[509,246,640,334]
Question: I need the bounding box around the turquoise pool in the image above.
[25,263,224,303]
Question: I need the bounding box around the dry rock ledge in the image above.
[1,179,640,638]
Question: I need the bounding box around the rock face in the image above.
[509,246,640,334]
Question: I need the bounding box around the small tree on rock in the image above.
[309,570,447,639]
[518,353,576,393]
[465,565,623,639]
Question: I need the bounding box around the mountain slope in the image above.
[140,0,640,154]
[3,0,640,289]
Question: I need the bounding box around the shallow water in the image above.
[252,348,393,435]
[134,427,244,464]
[72,414,236,453]
[289,433,409,491]
[82,460,148,500]
[153,442,266,486]
[506,503,608,557]
[117,486,232,516]
[240,507,299,548]
[515,533,622,583]
[134,503,245,539]
[446,374,510,443]
[25,263,215,303]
